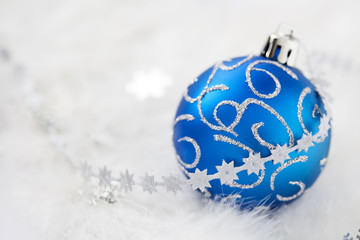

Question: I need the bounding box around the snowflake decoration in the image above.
[98,166,112,186]
[239,152,265,176]
[118,169,135,192]
[162,175,183,194]
[270,144,291,165]
[297,133,314,152]
[187,169,211,192]
[215,160,240,185]
[319,116,331,138]
[140,173,158,194]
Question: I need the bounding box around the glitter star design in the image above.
[98,166,112,186]
[140,173,158,194]
[118,169,135,192]
[297,133,314,152]
[270,144,291,165]
[187,169,211,193]
[239,152,265,176]
[162,175,183,194]
[215,160,240,185]
[81,162,93,181]
[318,116,331,138]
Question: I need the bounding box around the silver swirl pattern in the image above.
[230,169,265,189]
[276,181,306,201]
[213,98,295,147]
[312,104,323,118]
[251,122,275,150]
[174,114,195,126]
[270,156,308,201]
[218,55,253,71]
[176,137,201,169]
[245,59,298,99]
[297,87,312,134]
[213,134,254,153]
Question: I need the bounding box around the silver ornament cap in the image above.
[261,24,299,66]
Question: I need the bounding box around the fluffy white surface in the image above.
[0,0,360,239]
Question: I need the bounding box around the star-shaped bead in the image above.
[98,166,112,186]
[187,169,211,193]
[318,116,331,138]
[215,160,240,185]
[162,175,183,194]
[118,169,135,192]
[140,173,158,194]
[239,152,265,176]
[297,133,314,152]
[270,144,291,165]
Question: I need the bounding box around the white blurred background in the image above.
[0,0,359,239]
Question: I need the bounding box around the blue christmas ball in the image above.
[173,55,331,208]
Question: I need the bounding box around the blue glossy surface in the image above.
[173,55,331,208]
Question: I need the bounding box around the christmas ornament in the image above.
[173,26,331,208]
[9,25,332,208]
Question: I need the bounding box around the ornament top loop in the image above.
[261,24,299,67]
